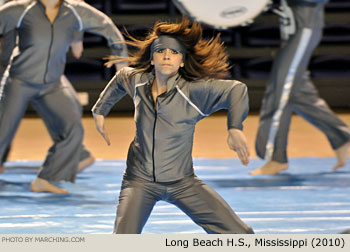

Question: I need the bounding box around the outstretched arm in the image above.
[0,1,25,36]
[73,1,128,58]
[93,113,111,146]
[188,79,250,164]
[227,128,250,166]
[91,68,135,145]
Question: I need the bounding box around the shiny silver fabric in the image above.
[93,67,249,182]
[114,175,254,234]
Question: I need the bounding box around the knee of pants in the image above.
[71,122,84,141]
[60,120,84,143]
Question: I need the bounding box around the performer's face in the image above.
[151,48,184,77]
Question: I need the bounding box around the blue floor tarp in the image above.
[0,158,349,234]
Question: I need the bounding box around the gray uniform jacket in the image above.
[0,0,128,84]
[92,67,249,182]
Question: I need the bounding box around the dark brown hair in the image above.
[109,17,231,80]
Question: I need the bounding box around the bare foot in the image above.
[30,177,68,194]
[0,165,4,173]
[77,156,95,173]
[333,142,350,171]
[249,161,289,175]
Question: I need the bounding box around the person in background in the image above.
[251,0,350,175]
[0,28,95,174]
[0,0,128,193]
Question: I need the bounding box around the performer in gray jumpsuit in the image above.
[0,28,94,174]
[0,0,128,193]
[251,0,350,175]
[92,18,254,234]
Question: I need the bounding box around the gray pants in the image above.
[256,2,350,163]
[0,76,92,168]
[1,28,91,168]
[114,175,254,234]
[0,77,84,182]
[32,76,92,163]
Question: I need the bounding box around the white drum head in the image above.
[172,0,271,29]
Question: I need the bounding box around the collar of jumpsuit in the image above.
[145,71,181,95]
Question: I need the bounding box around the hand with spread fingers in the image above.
[227,128,250,166]
[93,113,111,146]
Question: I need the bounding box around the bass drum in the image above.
[172,0,271,29]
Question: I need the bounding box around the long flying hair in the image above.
[109,17,231,80]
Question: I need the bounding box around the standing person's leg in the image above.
[60,75,95,172]
[168,176,254,234]
[253,37,303,175]
[0,78,33,173]
[30,81,84,193]
[113,178,159,234]
[254,82,293,175]
[0,31,19,174]
[31,75,95,173]
[291,74,350,170]
[253,3,325,175]
[1,76,94,174]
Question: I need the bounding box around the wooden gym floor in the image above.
[7,112,350,161]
